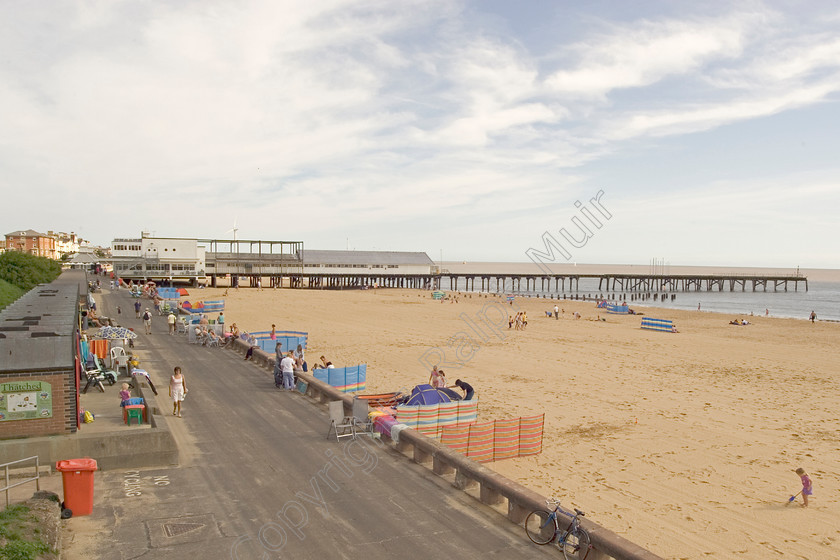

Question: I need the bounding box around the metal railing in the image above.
[1,456,41,508]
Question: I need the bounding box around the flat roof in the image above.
[0,270,85,372]
[301,250,434,266]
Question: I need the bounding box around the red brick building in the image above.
[4,229,58,259]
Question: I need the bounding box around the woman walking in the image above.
[169,366,187,418]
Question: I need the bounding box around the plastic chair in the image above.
[124,405,145,425]
[110,346,127,369]
[326,401,355,442]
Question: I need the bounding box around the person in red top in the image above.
[795,467,813,507]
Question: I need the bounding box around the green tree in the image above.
[0,251,62,292]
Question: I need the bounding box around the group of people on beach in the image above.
[428,366,474,400]
[508,311,528,330]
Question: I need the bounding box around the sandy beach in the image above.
[193,284,838,559]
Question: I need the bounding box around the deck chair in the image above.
[351,398,373,434]
[92,356,118,385]
[206,333,220,348]
[81,362,107,393]
[326,401,355,442]
[177,319,188,335]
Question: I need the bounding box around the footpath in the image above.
[43,287,557,559]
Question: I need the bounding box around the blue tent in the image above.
[437,387,462,401]
[405,384,452,406]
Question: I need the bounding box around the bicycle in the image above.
[525,498,591,559]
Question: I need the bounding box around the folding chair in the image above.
[206,334,220,348]
[81,366,105,393]
[92,357,118,385]
[177,319,188,335]
[326,401,355,442]
[351,397,373,434]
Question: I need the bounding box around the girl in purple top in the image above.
[795,468,813,507]
[119,383,131,402]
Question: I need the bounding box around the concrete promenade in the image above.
[57,287,557,559]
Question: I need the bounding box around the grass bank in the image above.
[0,278,24,311]
[0,503,57,560]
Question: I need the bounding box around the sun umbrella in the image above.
[93,326,138,340]
[178,288,189,296]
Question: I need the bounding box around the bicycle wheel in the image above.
[525,510,557,545]
[562,527,591,560]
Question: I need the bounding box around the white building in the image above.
[301,250,434,275]
[110,233,434,286]
[52,231,84,259]
[111,233,205,283]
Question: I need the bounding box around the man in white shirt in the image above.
[167,312,176,335]
[280,352,296,390]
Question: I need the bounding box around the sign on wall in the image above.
[0,381,53,421]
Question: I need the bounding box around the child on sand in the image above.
[795,468,813,507]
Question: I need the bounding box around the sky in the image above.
[1,0,839,268]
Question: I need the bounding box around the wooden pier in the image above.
[436,272,808,293]
[207,270,808,293]
[594,273,807,292]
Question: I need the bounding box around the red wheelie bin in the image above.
[55,458,98,517]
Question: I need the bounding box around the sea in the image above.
[440,263,840,322]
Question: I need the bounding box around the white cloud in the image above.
[544,14,752,98]
[0,1,839,267]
